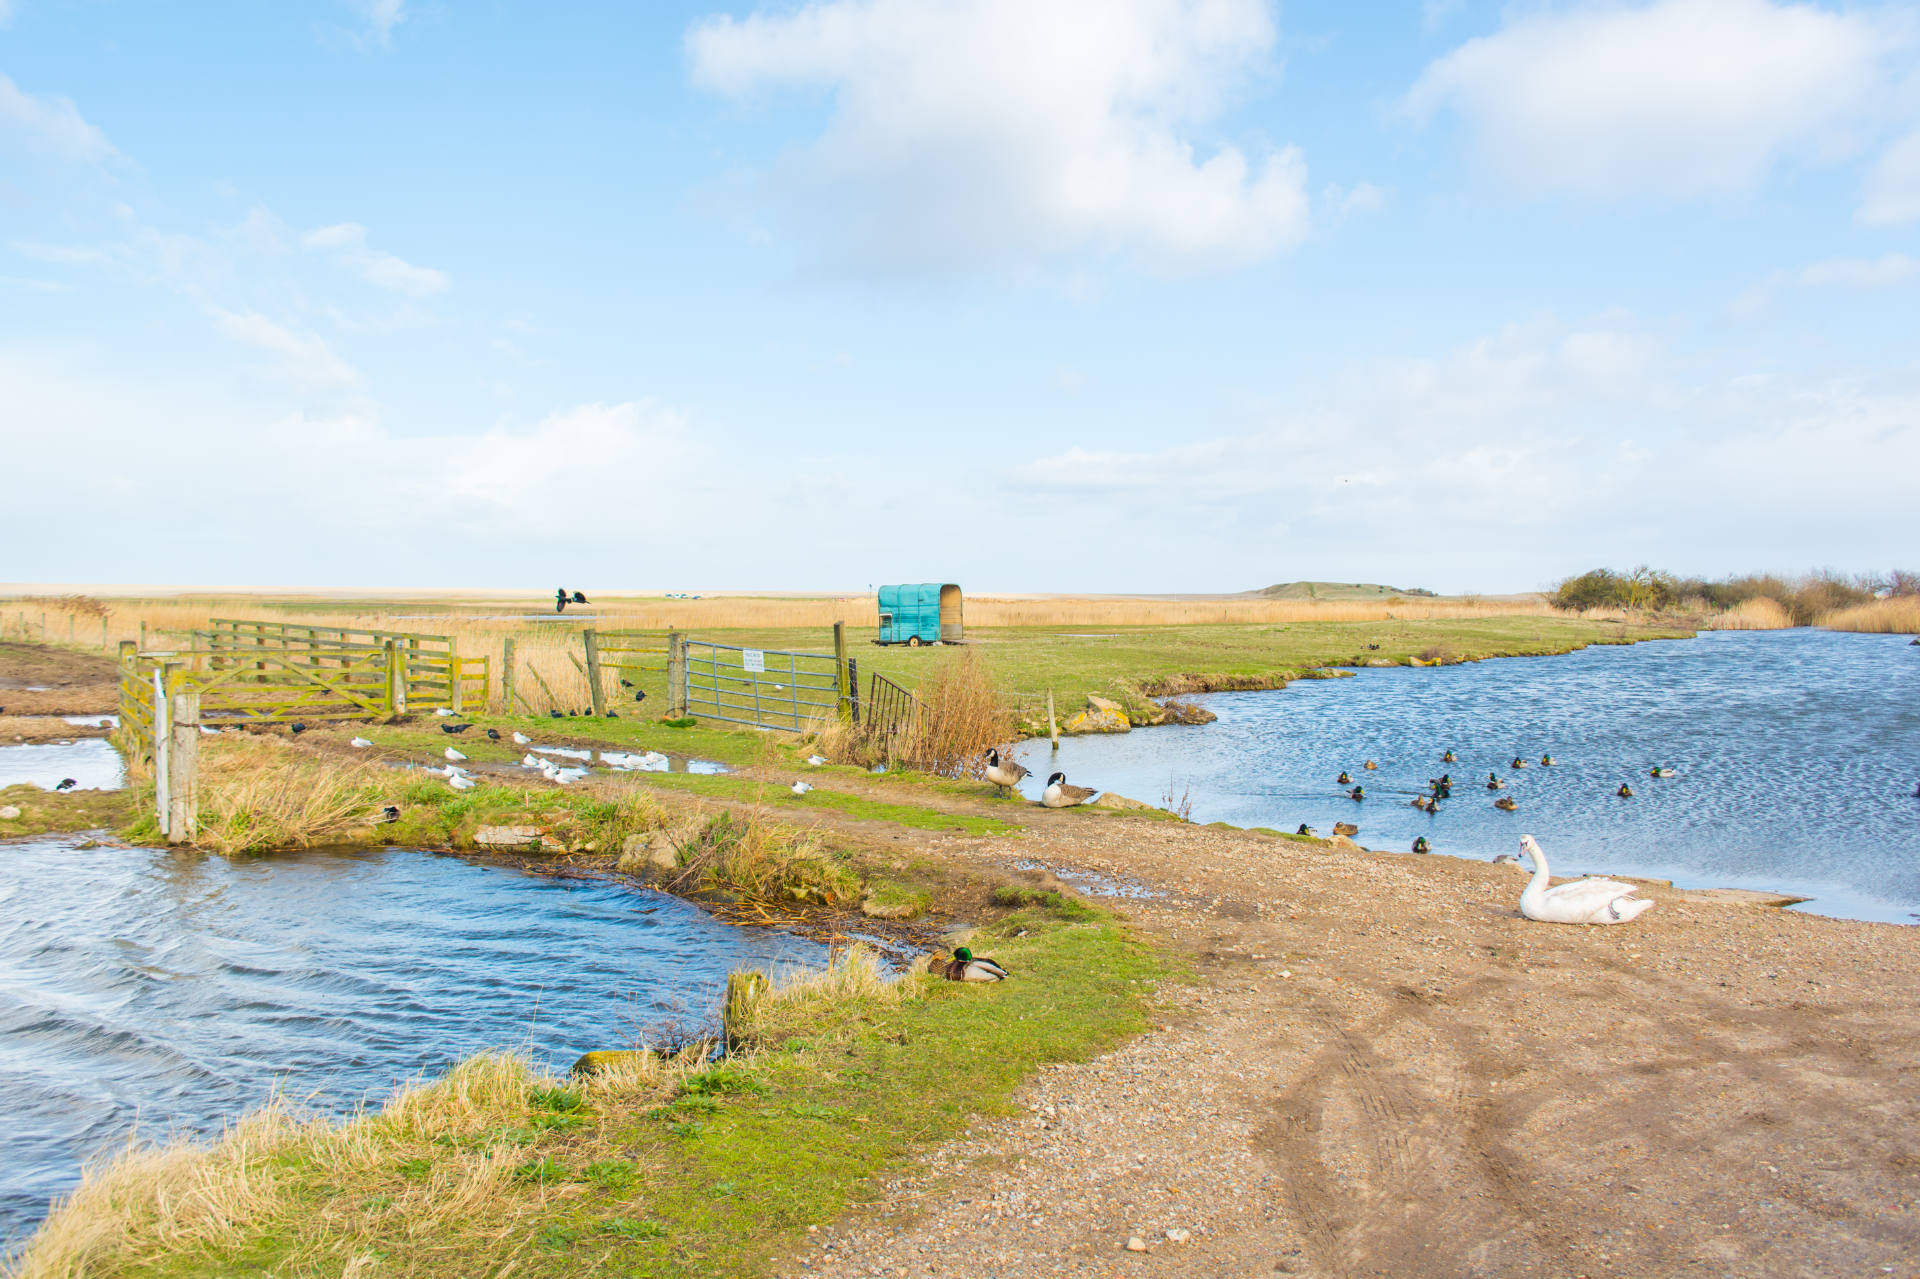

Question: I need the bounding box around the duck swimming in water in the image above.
[1617,783,1635,798]
[1411,794,1431,810]
[1510,757,1528,769]
[1337,771,1353,785]
[1363,760,1379,771]
[1486,773,1506,790]
[1442,750,1457,763]
[1540,754,1555,766]
[1348,786,1366,801]
[1650,766,1676,778]
[1494,795,1518,811]
[1413,836,1431,853]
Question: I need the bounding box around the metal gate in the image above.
[681,640,841,730]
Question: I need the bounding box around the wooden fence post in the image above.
[101,617,109,651]
[168,688,200,844]
[583,630,605,717]
[1048,689,1059,751]
[666,631,685,716]
[451,639,464,716]
[140,620,148,650]
[833,622,849,719]
[847,658,860,726]
[152,667,172,837]
[502,637,516,715]
[384,641,403,718]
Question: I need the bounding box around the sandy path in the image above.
[788,816,1920,1279]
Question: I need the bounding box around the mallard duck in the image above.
[1041,772,1098,808]
[1650,766,1676,778]
[1348,786,1366,801]
[1333,821,1359,836]
[1297,823,1317,836]
[1485,773,1505,790]
[984,748,1030,794]
[1442,750,1457,763]
[1617,783,1635,798]
[1336,771,1353,785]
[1413,836,1431,853]
[1494,795,1517,811]
[1410,794,1430,810]
[1509,757,1528,769]
[941,945,1007,982]
[1540,754,1555,766]
[1363,760,1378,771]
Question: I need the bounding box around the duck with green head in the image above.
[1413,836,1431,853]
[942,946,1008,982]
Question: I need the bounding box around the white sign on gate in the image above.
[741,649,766,673]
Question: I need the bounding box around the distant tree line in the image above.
[1550,567,1920,623]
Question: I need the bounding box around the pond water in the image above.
[0,841,822,1246]
[0,739,126,791]
[1012,630,1920,923]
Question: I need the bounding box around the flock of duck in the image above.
[1305,748,1682,853]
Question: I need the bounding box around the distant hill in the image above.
[1249,581,1438,600]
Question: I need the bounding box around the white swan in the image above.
[1515,835,1653,925]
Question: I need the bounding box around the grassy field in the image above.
[12,905,1161,1279]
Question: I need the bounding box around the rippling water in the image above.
[0,843,821,1244]
[1014,630,1920,921]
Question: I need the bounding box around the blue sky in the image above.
[2,0,1916,594]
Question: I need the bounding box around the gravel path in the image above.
[783,814,1920,1279]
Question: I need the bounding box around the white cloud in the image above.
[208,307,362,388]
[0,72,118,163]
[1405,0,1886,198]
[1859,128,1920,225]
[1324,180,1385,219]
[303,222,449,295]
[349,0,406,51]
[1800,251,1919,287]
[687,0,1310,274]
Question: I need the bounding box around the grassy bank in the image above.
[10,905,1160,1279]
[0,783,132,839]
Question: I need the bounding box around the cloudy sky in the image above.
[3,0,1916,594]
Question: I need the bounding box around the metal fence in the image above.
[860,671,920,738]
[681,639,841,730]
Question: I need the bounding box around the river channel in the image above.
[0,841,822,1245]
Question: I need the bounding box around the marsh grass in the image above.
[1820,597,1920,634]
[1709,596,1793,630]
[190,736,385,855]
[665,809,862,906]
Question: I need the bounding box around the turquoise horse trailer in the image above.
[875,584,964,646]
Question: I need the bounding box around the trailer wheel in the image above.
[906,636,922,647]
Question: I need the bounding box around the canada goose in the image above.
[444,747,466,762]
[1363,760,1378,771]
[1333,822,1359,836]
[1486,774,1505,790]
[1494,796,1518,811]
[1617,783,1635,798]
[1510,757,1528,769]
[1650,766,1676,778]
[984,748,1031,794]
[350,737,373,748]
[1348,786,1366,801]
[940,946,1008,982]
[1337,771,1353,785]
[1442,750,1457,763]
[1413,836,1431,853]
[1041,772,1098,807]
[791,781,813,795]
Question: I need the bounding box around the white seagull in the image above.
[512,732,531,745]
[350,737,373,748]
[444,747,467,762]
[791,781,813,795]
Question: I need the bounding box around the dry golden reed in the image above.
[1708,597,1793,630]
[191,736,383,855]
[1819,596,1920,634]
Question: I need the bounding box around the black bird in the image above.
[620,678,634,688]
[548,709,563,719]
[1367,643,1381,651]
[633,689,647,702]
[572,590,588,604]
[605,710,618,718]
[485,729,501,741]
[555,587,569,614]
[441,723,472,735]
[380,805,400,823]
[567,709,578,716]
[289,722,307,734]
[54,777,77,791]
